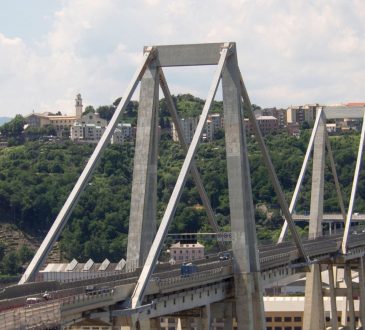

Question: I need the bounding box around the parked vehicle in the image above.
[180,262,198,277]
[219,251,231,260]
[42,291,51,300]
[85,285,96,295]
[85,285,111,295]
[26,297,43,305]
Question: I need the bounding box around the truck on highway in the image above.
[180,262,198,277]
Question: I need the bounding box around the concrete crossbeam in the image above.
[323,106,365,119]
[148,43,225,67]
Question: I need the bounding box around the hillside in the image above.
[0,130,363,272]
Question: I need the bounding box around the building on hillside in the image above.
[25,94,83,138]
[266,108,287,128]
[287,104,319,126]
[244,116,279,136]
[202,118,214,141]
[172,117,198,144]
[79,112,107,127]
[111,123,133,144]
[70,112,109,143]
[326,123,338,133]
[287,122,300,137]
[171,114,223,143]
[210,113,224,131]
[340,118,361,132]
[169,242,205,263]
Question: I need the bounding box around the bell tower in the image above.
[75,93,83,119]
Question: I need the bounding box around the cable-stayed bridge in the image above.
[1,42,365,330]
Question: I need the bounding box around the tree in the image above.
[83,105,95,115]
[0,242,5,261]
[96,105,115,121]
[18,245,34,265]
[0,115,26,138]
[1,251,21,275]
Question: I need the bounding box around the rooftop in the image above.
[170,242,204,248]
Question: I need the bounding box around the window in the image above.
[294,327,302,330]
[266,317,272,322]
[293,317,301,322]
[274,317,282,322]
[284,317,291,322]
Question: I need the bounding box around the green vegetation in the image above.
[0,94,364,275]
[0,242,33,275]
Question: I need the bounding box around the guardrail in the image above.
[158,264,230,289]
[0,301,60,330]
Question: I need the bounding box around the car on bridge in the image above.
[85,285,111,295]
[219,251,231,260]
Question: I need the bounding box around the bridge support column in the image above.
[223,301,234,330]
[303,115,326,330]
[210,301,234,329]
[359,257,365,328]
[126,58,159,269]
[196,304,211,330]
[177,317,190,330]
[344,264,356,329]
[148,318,160,330]
[116,317,160,330]
[222,44,265,330]
[328,264,339,330]
[303,263,325,330]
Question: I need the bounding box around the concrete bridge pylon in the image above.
[20,42,315,328]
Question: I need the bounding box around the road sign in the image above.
[217,232,232,242]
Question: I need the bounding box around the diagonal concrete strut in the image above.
[342,110,365,254]
[19,48,155,284]
[239,71,309,263]
[158,68,225,250]
[278,107,324,243]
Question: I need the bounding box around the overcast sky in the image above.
[0,0,364,117]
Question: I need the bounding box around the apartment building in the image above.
[171,113,224,143]
[169,242,205,263]
[286,104,318,126]
[244,116,279,136]
[111,123,133,144]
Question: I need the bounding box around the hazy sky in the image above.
[0,0,364,117]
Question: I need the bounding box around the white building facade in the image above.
[169,242,205,263]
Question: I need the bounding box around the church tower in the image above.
[75,94,83,119]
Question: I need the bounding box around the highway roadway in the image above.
[1,229,364,316]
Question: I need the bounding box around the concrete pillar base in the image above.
[303,264,325,330]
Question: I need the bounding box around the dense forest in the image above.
[0,94,364,275]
